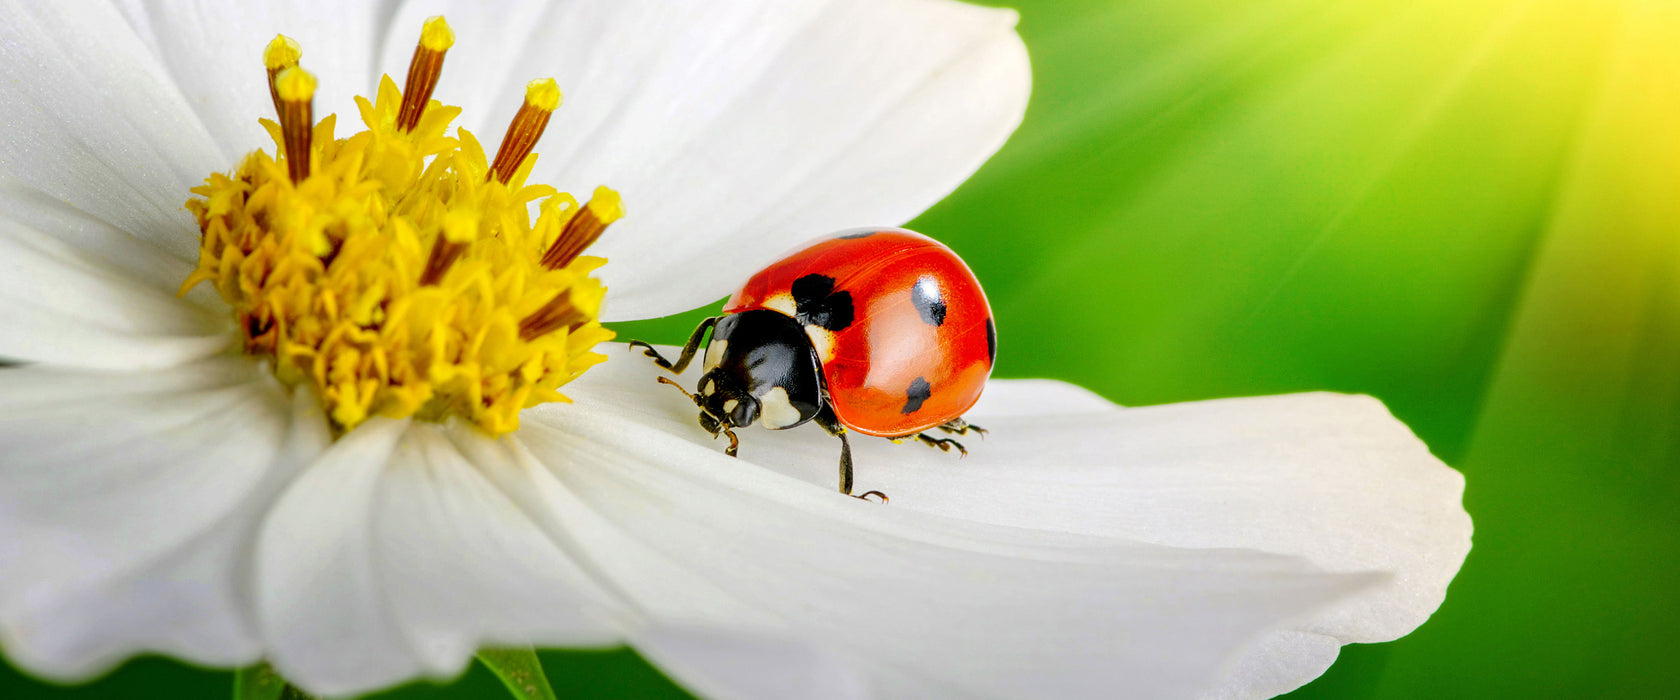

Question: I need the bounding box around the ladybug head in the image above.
[697,370,760,429]
[684,309,825,438]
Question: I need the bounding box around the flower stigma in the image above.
[181,16,622,437]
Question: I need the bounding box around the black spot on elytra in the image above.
[837,230,878,239]
[902,376,932,414]
[791,274,854,331]
[985,318,996,363]
[911,276,946,326]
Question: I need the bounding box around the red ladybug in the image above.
[630,228,995,502]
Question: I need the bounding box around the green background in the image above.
[9,0,1677,696]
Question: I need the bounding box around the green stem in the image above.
[235,652,555,700]
[477,648,561,700]
[233,662,314,700]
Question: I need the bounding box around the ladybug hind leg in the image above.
[935,417,987,438]
[628,316,719,374]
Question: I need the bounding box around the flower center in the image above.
[180,17,620,437]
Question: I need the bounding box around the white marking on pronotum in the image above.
[805,326,836,364]
[702,339,728,374]
[758,386,804,429]
[723,399,739,414]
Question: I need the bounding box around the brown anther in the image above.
[418,238,466,286]
[518,290,588,341]
[489,78,562,183]
[263,35,301,120]
[540,186,624,269]
[397,17,455,132]
[419,210,477,285]
[274,67,317,184]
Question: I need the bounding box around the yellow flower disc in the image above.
[182,37,620,437]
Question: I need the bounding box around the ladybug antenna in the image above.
[655,375,701,403]
[656,377,740,457]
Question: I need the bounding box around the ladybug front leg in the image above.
[814,407,887,504]
[628,316,719,374]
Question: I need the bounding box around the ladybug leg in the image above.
[628,316,719,374]
[719,424,740,457]
[914,433,968,457]
[935,417,987,438]
[815,407,887,504]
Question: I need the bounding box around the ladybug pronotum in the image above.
[630,228,996,502]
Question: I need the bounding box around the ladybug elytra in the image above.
[629,228,996,502]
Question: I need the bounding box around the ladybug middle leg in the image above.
[814,406,887,504]
[914,433,968,457]
[628,316,719,374]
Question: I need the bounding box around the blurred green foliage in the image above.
[8,0,1677,697]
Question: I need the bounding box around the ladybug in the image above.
[629,228,996,502]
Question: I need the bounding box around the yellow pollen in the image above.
[420,15,455,51]
[525,78,562,112]
[275,66,316,102]
[263,34,302,71]
[183,19,619,437]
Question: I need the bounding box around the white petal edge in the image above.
[0,203,231,369]
[513,396,1381,698]
[256,418,633,696]
[561,343,1471,697]
[0,357,319,680]
[631,625,869,700]
[379,0,1032,320]
[0,0,225,263]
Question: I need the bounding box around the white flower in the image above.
[0,1,1471,699]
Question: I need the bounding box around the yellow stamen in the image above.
[397,16,455,132]
[263,34,302,116]
[182,20,619,437]
[490,78,562,184]
[419,209,477,286]
[519,287,594,341]
[541,186,624,270]
[274,67,316,183]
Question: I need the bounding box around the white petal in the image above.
[256,419,631,696]
[380,0,1031,320]
[1209,630,1343,700]
[0,212,231,369]
[514,398,1377,698]
[110,0,389,162]
[0,357,314,680]
[255,418,418,694]
[632,625,869,700]
[0,188,201,293]
[373,424,630,665]
[564,344,1470,697]
[0,0,224,261]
